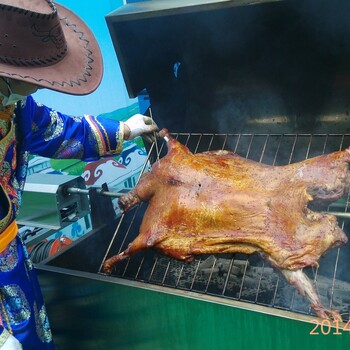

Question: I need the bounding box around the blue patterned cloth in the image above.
[0,236,52,349]
[0,96,124,349]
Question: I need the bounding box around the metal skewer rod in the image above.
[323,211,350,219]
[68,186,350,217]
[66,187,123,198]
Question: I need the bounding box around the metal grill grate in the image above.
[100,132,350,321]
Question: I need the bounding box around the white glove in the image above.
[124,114,158,141]
[0,332,23,350]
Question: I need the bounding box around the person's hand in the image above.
[0,333,23,350]
[124,114,158,142]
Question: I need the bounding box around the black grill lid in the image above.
[106,0,350,133]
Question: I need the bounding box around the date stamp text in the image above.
[310,319,350,335]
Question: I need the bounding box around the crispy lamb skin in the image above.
[104,129,349,320]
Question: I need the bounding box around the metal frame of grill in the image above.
[98,125,350,323]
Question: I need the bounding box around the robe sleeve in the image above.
[17,96,125,161]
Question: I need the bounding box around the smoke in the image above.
[166,0,350,133]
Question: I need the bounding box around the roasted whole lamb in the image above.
[104,129,350,320]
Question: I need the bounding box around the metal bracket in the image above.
[89,183,117,229]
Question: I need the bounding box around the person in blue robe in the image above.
[0,1,158,349]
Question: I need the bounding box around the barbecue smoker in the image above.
[36,0,350,348]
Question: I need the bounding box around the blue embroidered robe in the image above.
[0,96,124,349]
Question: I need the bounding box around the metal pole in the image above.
[66,187,123,198]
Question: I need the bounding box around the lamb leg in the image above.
[281,269,342,321]
[118,171,157,212]
[103,233,150,274]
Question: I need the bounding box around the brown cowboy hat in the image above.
[0,0,103,95]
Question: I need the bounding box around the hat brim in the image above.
[0,3,103,96]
